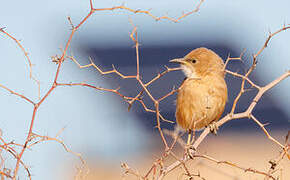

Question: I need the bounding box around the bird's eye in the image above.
[191,59,197,63]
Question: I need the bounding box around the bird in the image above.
[170,47,228,145]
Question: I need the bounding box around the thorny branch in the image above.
[152,26,290,180]
[0,28,41,99]
[264,134,289,180]
[91,0,205,23]
[193,154,276,180]
[0,0,205,179]
[68,21,290,179]
[26,133,86,165]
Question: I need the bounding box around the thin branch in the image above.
[92,0,205,23]
[0,84,35,105]
[254,25,290,60]
[157,71,290,180]
[225,70,261,90]
[194,154,275,180]
[27,133,85,165]
[251,115,285,149]
[121,163,143,179]
[0,29,41,99]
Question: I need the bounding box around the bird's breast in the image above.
[176,76,227,130]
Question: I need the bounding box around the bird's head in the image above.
[170,47,225,78]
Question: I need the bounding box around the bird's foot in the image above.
[208,122,218,135]
[185,144,196,159]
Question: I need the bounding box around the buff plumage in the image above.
[170,47,227,130]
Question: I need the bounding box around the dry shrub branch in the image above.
[0,0,289,179]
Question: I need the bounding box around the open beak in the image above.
[169,58,186,64]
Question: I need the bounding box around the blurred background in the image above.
[0,0,289,179]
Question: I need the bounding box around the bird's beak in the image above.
[169,58,186,64]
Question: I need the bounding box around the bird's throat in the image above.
[181,65,198,79]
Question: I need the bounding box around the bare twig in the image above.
[194,154,275,180]
[0,29,41,99]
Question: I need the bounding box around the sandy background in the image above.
[83,130,289,180]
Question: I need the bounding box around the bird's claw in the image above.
[185,145,196,159]
[208,122,218,135]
